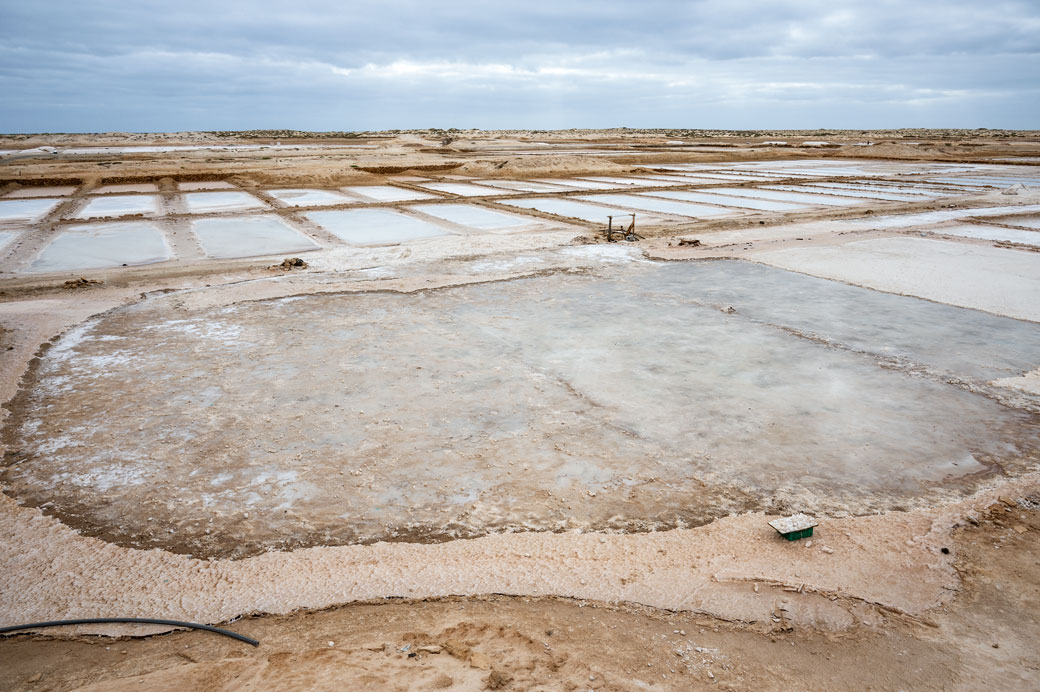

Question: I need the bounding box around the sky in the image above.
[1,0,1038,133]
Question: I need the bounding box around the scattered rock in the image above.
[273,257,308,270]
[361,642,386,651]
[677,238,701,247]
[470,651,492,670]
[998,496,1018,508]
[485,669,512,689]
[418,645,442,654]
[63,277,102,289]
[820,546,834,554]
[721,305,737,314]
[1013,525,1027,534]
[431,673,454,689]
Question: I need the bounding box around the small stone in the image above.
[27,673,42,683]
[418,645,442,654]
[328,641,334,647]
[820,546,834,554]
[431,673,453,689]
[805,540,813,548]
[992,643,1000,648]
[1014,525,1027,534]
[998,496,1018,508]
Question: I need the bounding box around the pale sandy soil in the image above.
[1,130,1039,690]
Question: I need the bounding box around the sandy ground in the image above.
[1,130,1039,690]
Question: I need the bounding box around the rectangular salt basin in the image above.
[75,195,160,219]
[531,178,621,190]
[178,181,236,191]
[5,186,78,198]
[652,190,806,211]
[416,182,506,197]
[475,180,574,193]
[341,185,436,202]
[934,224,1040,247]
[267,189,354,207]
[755,237,1040,322]
[578,194,739,218]
[93,183,159,194]
[1006,215,1040,230]
[638,174,743,185]
[767,185,922,202]
[708,187,864,206]
[304,208,454,245]
[808,182,954,197]
[0,197,63,222]
[577,176,682,187]
[410,204,544,231]
[498,197,669,224]
[28,222,169,272]
[0,229,21,254]
[191,215,320,258]
[183,191,268,214]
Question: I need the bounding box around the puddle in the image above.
[267,189,354,207]
[304,208,454,245]
[74,195,160,219]
[9,259,1039,556]
[93,183,159,194]
[27,221,169,272]
[0,197,63,222]
[651,190,805,211]
[934,224,1040,247]
[498,197,669,223]
[576,193,739,218]
[5,186,78,198]
[410,203,545,231]
[191,215,321,258]
[342,185,436,202]
[183,191,268,214]
[707,187,864,206]
[416,182,505,196]
[178,181,236,191]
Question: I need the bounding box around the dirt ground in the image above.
[1,498,1036,692]
[1,129,1039,691]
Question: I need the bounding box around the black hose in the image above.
[0,618,259,646]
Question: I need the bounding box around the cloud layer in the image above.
[1,0,1038,132]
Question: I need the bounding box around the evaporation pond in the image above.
[0,198,63,222]
[416,182,505,196]
[304,208,453,245]
[653,190,805,211]
[499,197,668,223]
[935,224,1040,247]
[6,186,78,198]
[191,216,320,258]
[411,203,543,231]
[75,195,160,219]
[341,186,436,202]
[578,194,740,218]
[183,191,268,213]
[9,259,1040,557]
[768,185,922,202]
[268,189,354,207]
[94,183,159,194]
[708,187,864,206]
[477,180,573,192]
[178,181,236,191]
[27,222,169,272]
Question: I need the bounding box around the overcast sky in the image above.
[1,0,1038,133]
